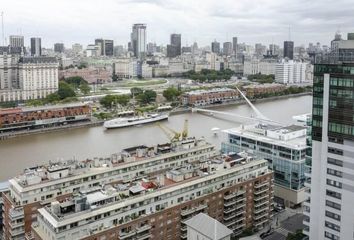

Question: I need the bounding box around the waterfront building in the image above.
[242,83,286,98]
[30,150,273,240]
[305,37,354,240]
[9,36,24,48]
[181,88,239,107]
[0,103,91,132]
[222,123,307,207]
[275,60,307,84]
[30,38,41,56]
[283,41,294,60]
[113,58,137,79]
[2,138,216,240]
[54,43,65,53]
[131,24,147,59]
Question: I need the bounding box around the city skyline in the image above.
[1,0,354,48]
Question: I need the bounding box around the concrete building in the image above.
[54,43,64,53]
[185,213,233,240]
[2,138,216,240]
[275,60,307,84]
[9,35,24,48]
[0,54,59,102]
[30,149,273,240]
[167,34,181,58]
[86,44,101,57]
[114,58,137,79]
[94,39,114,56]
[72,43,83,54]
[222,123,308,207]
[305,42,354,240]
[131,24,147,59]
[283,41,294,60]
[30,38,41,56]
[211,41,220,54]
[141,63,153,78]
[223,42,232,56]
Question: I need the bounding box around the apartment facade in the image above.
[2,138,216,240]
[31,153,273,240]
[275,60,307,84]
[305,62,354,240]
[222,124,307,207]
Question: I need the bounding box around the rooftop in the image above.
[185,88,236,96]
[19,56,58,64]
[0,103,89,115]
[224,123,307,150]
[185,213,233,240]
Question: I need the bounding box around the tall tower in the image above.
[131,24,147,59]
[30,37,41,56]
[9,35,24,47]
[232,37,238,55]
[283,41,294,59]
[306,37,354,240]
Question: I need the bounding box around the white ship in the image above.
[104,113,169,129]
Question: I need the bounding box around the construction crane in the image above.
[157,119,189,142]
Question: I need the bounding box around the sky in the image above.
[1,0,354,48]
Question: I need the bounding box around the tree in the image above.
[163,87,181,101]
[130,87,143,97]
[64,76,88,88]
[58,81,76,99]
[46,93,61,103]
[137,90,157,104]
[100,94,131,108]
[79,84,91,95]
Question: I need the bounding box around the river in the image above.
[0,95,312,181]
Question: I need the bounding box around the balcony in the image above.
[255,182,269,189]
[9,208,24,221]
[254,194,268,202]
[136,225,151,233]
[180,205,207,217]
[224,199,237,207]
[9,220,24,229]
[181,232,187,239]
[254,200,269,208]
[303,226,310,236]
[224,193,237,200]
[254,212,269,220]
[254,205,268,214]
[119,231,136,239]
[9,226,25,237]
[136,233,151,240]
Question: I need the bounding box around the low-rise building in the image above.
[181,88,239,107]
[114,59,137,79]
[275,60,307,84]
[242,83,286,98]
[59,67,111,84]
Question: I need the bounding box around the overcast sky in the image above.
[1,0,354,48]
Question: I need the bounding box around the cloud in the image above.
[1,0,353,48]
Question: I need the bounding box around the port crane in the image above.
[157,119,189,142]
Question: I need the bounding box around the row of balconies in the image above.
[119,224,151,240]
[180,204,207,217]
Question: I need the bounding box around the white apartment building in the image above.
[141,63,152,78]
[243,60,259,75]
[275,60,307,84]
[206,52,221,71]
[243,59,276,76]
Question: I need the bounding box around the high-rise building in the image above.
[9,35,24,47]
[233,37,238,55]
[167,34,181,58]
[284,41,294,60]
[211,40,220,54]
[104,39,114,56]
[305,37,354,240]
[72,43,83,54]
[54,43,65,53]
[131,23,147,59]
[223,42,232,56]
[30,37,41,56]
[275,60,307,84]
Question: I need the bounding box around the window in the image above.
[326,190,341,199]
[325,211,341,221]
[325,221,340,232]
[324,231,339,240]
[327,168,342,178]
[328,147,343,156]
[327,179,342,189]
[326,200,341,210]
[327,158,343,167]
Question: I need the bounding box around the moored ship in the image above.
[103,113,168,129]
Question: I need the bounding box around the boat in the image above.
[104,113,169,129]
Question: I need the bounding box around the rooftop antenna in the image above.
[1,12,4,46]
[288,25,291,41]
